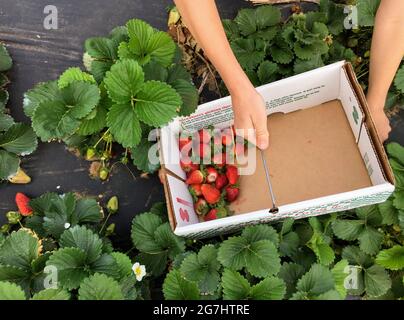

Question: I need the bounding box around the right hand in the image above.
[231,87,269,150]
[367,98,391,143]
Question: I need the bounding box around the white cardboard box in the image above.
[159,61,395,239]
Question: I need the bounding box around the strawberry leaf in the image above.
[23,81,63,118]
[106,103,142,148]
[78,273,124,300]
[135,81,181,127]
[364,265,391,298]
[0,44,12,72]
[104,59,145,104]
[58,67,95,89]
[31,288,71,300]
[231,39,265,71]
[0,123,37,156]
[0,149,19,180]
[0,113,14,131]
[296,264,335,297]
[375,246,404,271]
[0,282,26,300]
[163,269,200,300]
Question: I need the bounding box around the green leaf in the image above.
[78,273,124,300]
[231,39,265,71]
[85,37,118,61]
[331,259,349,299]
[393,191,404,211]
[294,41,328,60]
[218,236,280,278]
[90,254,119,279]
[234,9,257,36]
[131,137,160,173]
[341,246,373,268]
[31,288,70,300]
[104,59,145,103]
[0,282,26,300]
[307,233,335,266]
[146,32,176,67]
[58,67,96,89]
[0,44,12,72]
[242,225,279,247]
[111,252,133,279]
[314,289,342,300]
[296,264,335,296]
[0,123,37,155]
[170,79,198,116]
[375,246,404,271]
[255,5,281,29]
[387,143,404,165]
[278,262,305,298]
[356,205,383,225]
[293,55,324,74]
[131,213,163,253]
[358,226,383,255]
[46,247,88,290]
[136,252,167,277]
[77,102,108,135]
[223,19,240,41]
[154,223,185,259]
[29,192,59,215]
[0,230,40,270]
[221,269,251,300]
[364,265,391,298]
[60,82,100,119]
[59,225,103,264]
[73,198,102,224]
[378,198,399,225]
[332,219,364,240]
[180,245,220,294]
[107,103,142,148]
[135,81,181,127]
[0,265,30,289]
[251,277,286,300]
[0,149,19,180]
[0,89,9,110]
[357,0,381,27]
[23,81,62,118]
[257,61,278,84]
[143,61,168,82]
[0,113,14,131]
[270,39,294,64]
[163,269,200,300]
[279,232,300,257]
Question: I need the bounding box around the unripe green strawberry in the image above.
[99,167,109,180]
[105,223,116,236]
[107,196,119,214]
[0,224,10,233]
[86,147,96,160]
[6,211,21,225]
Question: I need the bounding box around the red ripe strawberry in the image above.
[225,185,239,202]
[215,174,228,190]
[189,184,202,197]
[197,143,211,160]
[201,184,221,204]
[180,159,199,173]
[212,152,226,167]
[222,133,233,146]
[226,165,239,185]
[186,170,204,185]
[15,192,33,216]
[194,198,209,215]
[198,129,211,144]
[179,137,191,151]
[204,207,228,221]
[206,167,218,183]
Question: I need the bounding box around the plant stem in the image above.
[99,211,112,235]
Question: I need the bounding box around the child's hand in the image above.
[367,97,391,143]
[231,87,269,150]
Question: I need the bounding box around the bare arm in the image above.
[174,0,269,149]
[367,0,404,142]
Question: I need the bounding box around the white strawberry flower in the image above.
[132,262,146,282]
[64,222,71,229]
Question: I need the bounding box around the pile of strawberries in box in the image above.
[178,127,244,221]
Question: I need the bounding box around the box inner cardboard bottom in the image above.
[230,100,372,215]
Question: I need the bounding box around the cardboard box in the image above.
[159,61,395,239]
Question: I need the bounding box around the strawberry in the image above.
[225,185,239,202]
[189,184,202,197]
[179,136,191,150]
[15,192,33,216]
[234,142,245,156]
[206,167,218,183]
[180,159,199,173]
[222,133,233,146]
[215,174,228,190]
[194,198,209,215]
[226,165,239,185]
[198,129,211,144]
[212,152,226,167]
[204,207,228,221]
[201,184,221,204]
[196,143,211,161]
[186,170,204,185]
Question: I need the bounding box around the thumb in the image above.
[254,117,269,150]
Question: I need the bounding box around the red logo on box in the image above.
[179,208,190,222]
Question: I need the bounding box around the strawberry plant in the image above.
[23,19,198,178]
[0,43,37,183]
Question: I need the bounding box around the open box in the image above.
[159,61,395,239]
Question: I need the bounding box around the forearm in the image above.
[367,0,404,106]
[174,0,253,96]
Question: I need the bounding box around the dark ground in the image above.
[0,0,403,248]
